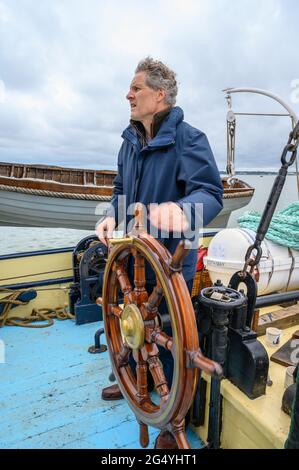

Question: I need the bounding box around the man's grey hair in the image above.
[135,57,178,107]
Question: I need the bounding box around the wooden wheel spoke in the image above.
[144,343,170,400]
[133,287,148,306]
[132,250,146,288]
[132,250,148,306]
[147,355,170,402]
[114,263,132,294]
[115,344,131,368]
[151,329,173,353]
[133,350,149,403]
[114,262,134,303]
[144,322,157,343]
[108,304,123,318]
[145,285,164,313]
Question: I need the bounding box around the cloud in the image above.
[0,79,5,103]
[0,0,298,170]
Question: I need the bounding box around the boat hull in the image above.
[0,188,252,231]
[0,189,110,230]
[0,163,254,230]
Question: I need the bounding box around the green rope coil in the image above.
[238,202,299,251]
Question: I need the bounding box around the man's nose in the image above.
[126,90,134,100]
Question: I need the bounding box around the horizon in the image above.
[0,158,298,174]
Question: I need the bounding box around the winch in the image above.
[194,278,269,401]
[192,280,269,448]
[69,235,107,324]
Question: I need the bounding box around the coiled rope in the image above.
[238,201,299,250]
[0,287,74,328]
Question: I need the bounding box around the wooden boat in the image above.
[0,161,254,230]
[0,162,114,230]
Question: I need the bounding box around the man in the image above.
[97,57,223,448]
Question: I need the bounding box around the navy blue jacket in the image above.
[107,106,223,281]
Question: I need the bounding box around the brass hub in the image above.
[120,304,145,349]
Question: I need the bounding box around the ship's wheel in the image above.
[98,206,222,449]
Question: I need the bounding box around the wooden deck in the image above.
[0,320,202,449]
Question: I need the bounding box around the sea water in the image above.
[0,174,298,256]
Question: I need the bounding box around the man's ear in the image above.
[157,88,166,103]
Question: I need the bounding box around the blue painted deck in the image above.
[0,320,203,449]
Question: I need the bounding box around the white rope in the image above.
[223,190,254,199]
[0,184,253,201]
[0,184,112,201]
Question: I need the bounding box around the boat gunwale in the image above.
[0,176,114,196]
[0,176,254,198]
[0,246,74,261]
[0,161,117,176]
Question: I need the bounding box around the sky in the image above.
[0,0,299,171]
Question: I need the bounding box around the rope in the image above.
[223,189,254,199]
[295,154,299,199]
[0,184,112,201]
[0,183,253,200]
[0,287,74,328]
[238,201,299,250]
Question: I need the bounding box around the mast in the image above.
[223,87,299,196]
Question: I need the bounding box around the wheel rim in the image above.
[102,233,199,429]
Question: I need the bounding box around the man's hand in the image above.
[148,202,189,233]
[96,217,116,246]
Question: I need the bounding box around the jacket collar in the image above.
[122,106,184,149]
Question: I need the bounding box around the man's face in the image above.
[126,71,164,122]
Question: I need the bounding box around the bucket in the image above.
[204,228,299,295]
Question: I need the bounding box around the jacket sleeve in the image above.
[176,129,223,228]
[103,144,124,225]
